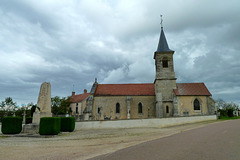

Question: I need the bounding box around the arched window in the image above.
[194,99,200,110]
[138,103,143,114]
[166,106,169,113]
[116,103,120,113]
[162,58,168,68]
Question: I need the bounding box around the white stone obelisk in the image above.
[32,82,52,124]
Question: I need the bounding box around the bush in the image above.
[227,108,234,117]
[60,117,75,132]
[219,109,227,117]
[1,116,22,134]
[219,108,234,117]
[26,117,32,124]
[39,117,61,135]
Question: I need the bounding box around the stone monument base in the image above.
[32,112,40,124]
[22,124,39,134]
[32,112,52,124]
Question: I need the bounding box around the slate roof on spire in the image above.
[156,27,174,52]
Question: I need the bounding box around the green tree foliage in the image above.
[216,99,239,117]
[0,97,17,111]
[0,97,17,121]
[26,117,33,124]
[0,98,33,122]
[51,96,71,115]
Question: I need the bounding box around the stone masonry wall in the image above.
[92,96,156,120]
[176,95,209,116]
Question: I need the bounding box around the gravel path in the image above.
[0,120,217,160]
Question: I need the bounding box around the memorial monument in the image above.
[22,82,52,134]
[32,82,52,124]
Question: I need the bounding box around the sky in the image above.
[0,0,240,106]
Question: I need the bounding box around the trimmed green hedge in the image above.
[39,117,61,135]
[60,117,75,132]
[26,117,32,124]
[1,116,22,134]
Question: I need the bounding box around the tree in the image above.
[216,99,239,117]
[14,103,33,118]
[0,97,17,111]
[51,96,71,115]
[216,99,226,110]
[0,97,17,121]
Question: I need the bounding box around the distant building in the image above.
[74,25,216,121]
[69,89,89,120]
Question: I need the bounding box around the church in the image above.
[70,25,216,120]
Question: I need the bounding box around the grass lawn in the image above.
[218,116,240,120]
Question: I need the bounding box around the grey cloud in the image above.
[0,0,59,34]
[0,0,239,105]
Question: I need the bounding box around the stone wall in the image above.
[155,80,176,101]
[69,100,87,115]
[176,95,210,116]
[75,115,217,129]
[207,96,217,115]
[162,102,174,117]
[92,96,156,120]
[154,52,175,80]
[69,103,81,115]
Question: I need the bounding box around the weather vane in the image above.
[160,15,163,28]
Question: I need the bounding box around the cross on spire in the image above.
[160,15,163,29]
[155,15,174,52]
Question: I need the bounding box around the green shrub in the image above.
[219,108,234,117]
[39,117,61,135]
[1,116,22,134]
[26,117,32,124]
[227,108,234,117]
[60,117,75,132]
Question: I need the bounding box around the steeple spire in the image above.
[156,15,173,52]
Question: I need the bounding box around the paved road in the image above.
[89,119,240,160]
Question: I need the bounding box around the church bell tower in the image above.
[154,17,177,117]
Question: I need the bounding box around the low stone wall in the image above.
[75,115,217,129]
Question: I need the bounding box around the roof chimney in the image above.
[72,91,75,96]
[84,89,87,93]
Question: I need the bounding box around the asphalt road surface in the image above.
[89,119,240,160]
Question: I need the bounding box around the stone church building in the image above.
[70,26,216,120]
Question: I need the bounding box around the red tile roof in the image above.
[93,82,211,97]
[94,83,155,96]
[173,83,212,96]
[70,93,90,103]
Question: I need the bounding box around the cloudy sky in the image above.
[0,0,239,106]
